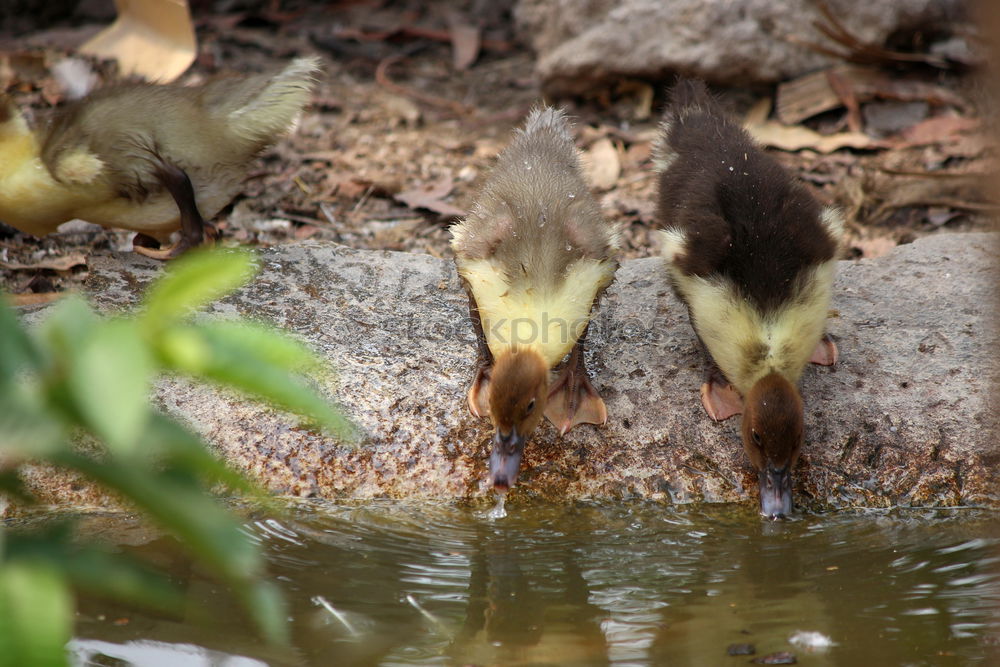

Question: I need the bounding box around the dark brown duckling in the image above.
[654,79,843,518]
[451,106,620,493]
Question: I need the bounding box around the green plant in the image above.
[0,248,352,665]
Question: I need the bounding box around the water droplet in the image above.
[568,193,576,199]
[566,244,573,251]
[728,166,734,172]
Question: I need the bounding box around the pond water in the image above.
[69,502,999,666]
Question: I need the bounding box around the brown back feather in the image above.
[656,79,838,313]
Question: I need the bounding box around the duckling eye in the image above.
[751,430,762,447]
[526,399,536,414]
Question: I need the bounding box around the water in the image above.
[67,502,999,666]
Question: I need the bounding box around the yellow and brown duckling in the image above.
[654,80,843,518]
[451,107,620,493]
[0,57,320,259]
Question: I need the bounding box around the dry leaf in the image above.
[372,218,424,247]
[6,292,63,306]
[745,97,875,153]
[448,17,481,71]
[748,121,874,153]
[851,236,897,258]
[0,253,87,272]
[395,180,465,218]
[584,138,621,190]
[899,116,979,147]
[79,0,196,82]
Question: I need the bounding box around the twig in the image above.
[800,0,952,69]
[374,55,473,117]
[877,167,989,179]
[825,68,862,133]
[333,26,512,53]
[906,198,1000,212]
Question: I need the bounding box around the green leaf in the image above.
[4,527,183,614]
[163,326,353,440]
[0,471,33,505]
[57,452,286,640]
[0,562,72,667]
[0,386,65,457]
[140,249,257,332]
[38,294,99,359]
[0,297,42,383]
[66,319,152,456]
[142,413,256,495]
[195,321,318,372]
[237,580,289,647]
[57,452,263,585]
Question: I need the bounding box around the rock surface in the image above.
[20,232,1000,510]
[514,0,967,94]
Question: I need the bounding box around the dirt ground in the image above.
[1,0,995,302]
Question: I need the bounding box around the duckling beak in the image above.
[758,465,793,519]
[490,427,525,492]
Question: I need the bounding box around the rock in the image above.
[514,0,967,95]
[19,233,1000,509]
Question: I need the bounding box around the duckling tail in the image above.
[218,56,322,141]
[521,105,573,143]
[653,77,718,173]
[667,77,715,116]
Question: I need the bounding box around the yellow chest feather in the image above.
[669,261,837,394]
[458,257,615,367]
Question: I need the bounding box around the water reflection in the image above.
[71,504,1000,666]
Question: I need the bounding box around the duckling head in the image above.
[742,372,804,519]
[487,346,549,492]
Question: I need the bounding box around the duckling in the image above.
[451,107,620,492]
[654,80,843,519]
[0,57,320,259]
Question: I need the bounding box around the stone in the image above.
[513,0,967,95]
[19,232,1000,510]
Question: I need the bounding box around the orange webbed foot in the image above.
[132,223,217,261]
[544,365,607,435]
[809,333,838,366]
[467,366,491,418]
[700,379,743,421]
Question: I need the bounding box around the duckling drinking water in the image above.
[451,107,620,493]
[654,80,842,518]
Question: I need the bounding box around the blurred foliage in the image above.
[0,248,353,666]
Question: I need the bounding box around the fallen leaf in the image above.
[623,141,652,169]
[776,65,881,124]
[79,0,196,82]
[851,236,896,258]
[745,97,875,153]
[899,116,979,147]
[395,179,465,218]
[372,218,424,247]
[448,16,481,71]
[584,138,621,190]
[6,292,63,306]
[0,253,87,272]
[377,91,421,127]
[748,121,875,153]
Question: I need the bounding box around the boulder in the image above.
[19,232,1000,510]
[514,0,967,95]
